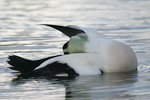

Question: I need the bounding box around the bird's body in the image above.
[7,24,138,77]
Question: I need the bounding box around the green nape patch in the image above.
[67,35,89,53]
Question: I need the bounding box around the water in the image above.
[0,0,150,99]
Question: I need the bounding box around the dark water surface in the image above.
[0,0,150,100]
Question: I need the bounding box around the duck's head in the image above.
[63,34,89,54]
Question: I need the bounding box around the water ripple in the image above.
[0,0,150,99]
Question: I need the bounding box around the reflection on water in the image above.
[64,71,138,99]
[0,0,150,99]
[10,71,138,100]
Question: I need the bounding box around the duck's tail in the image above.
[7,55,61,73]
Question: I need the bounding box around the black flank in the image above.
[21,61,79,77]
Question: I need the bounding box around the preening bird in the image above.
[7,24,138,77]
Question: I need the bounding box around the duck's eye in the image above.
[63,41,69,54]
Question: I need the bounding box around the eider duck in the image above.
[7,24,138,77]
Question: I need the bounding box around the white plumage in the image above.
[35,25,137,75]
[8,24,138,76]
[36,53,105,75]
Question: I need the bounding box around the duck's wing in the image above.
[32,53,105,76]
[41,24,106,38]
[8,53,105,77]
[41,24,85,37]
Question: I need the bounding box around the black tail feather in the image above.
[7,55,61,73]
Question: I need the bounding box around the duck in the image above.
[7,24,138,77]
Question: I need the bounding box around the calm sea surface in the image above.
[0,0,150,100]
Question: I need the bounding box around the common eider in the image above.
[7,24,138,77]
